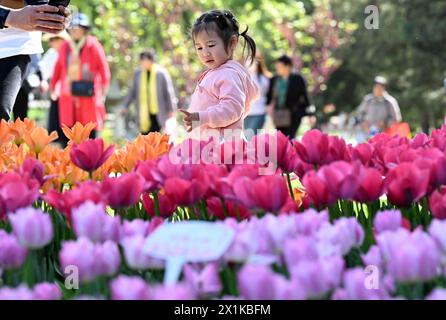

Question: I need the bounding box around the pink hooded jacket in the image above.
[187,60,259,141]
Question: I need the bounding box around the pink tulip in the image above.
[385,163,429,207]
[102,172,143,208]
[0,172,40,220]
[206,197,251,220]
[317,161,360,200]
[120,235,163,270]
[352,166,384,203]
[44,181,105,221]
[59,238,97,282]
[233,175,289,212]
[294,129,329,165]
[142,192,176,218]
[302,170,337,208]
[134,160,160,193]
[18,158,46,186]
[373,210,403,234]
[332,268,389,300]
[429,187,446,220]
[326,135,351,163]
[70,138,114,172]
[120,219,149,239]
[349,143,374,166]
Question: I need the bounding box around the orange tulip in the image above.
[293,187,306,207]
[0,119,14,146]
[62,122,97,145]
[24,127,58,155]
[9,118,35,145]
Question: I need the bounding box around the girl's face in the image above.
[194,30,237,69]
[69,27,87,41]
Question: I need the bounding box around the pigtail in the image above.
[239,26,256,66]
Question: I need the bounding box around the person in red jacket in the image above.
[50,12,110,146]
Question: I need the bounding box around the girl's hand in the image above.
[179,110,199,132]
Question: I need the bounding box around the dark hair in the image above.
[140,49,156,61]
[276,55,293,67]
[255,54,272,79]
[191,9,256,65]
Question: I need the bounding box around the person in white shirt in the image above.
[244,54,272,140]
[0,2,70,120]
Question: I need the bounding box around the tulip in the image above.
[352,166,384,203]
[142,192,176,218]
[302,170,337,208]
[61,122,96,145]
[151,283,196,300]
[110,276,151,300]
[385,163,429,207]
[206,197,251,220]
[120,219,149,239]
[120,235,163,270]
[183,263,222,297]
[429,187,446,220]
[70,138,114,173]
[23,127,58,154]
[237,264,276,300]
[0,230,28,269]
[373,210,403,234]
[59,237,98,282]
[294,129,329,165]
[0,285,34,300]
[101,172,143,208]
[9,207,53,249]
[33,283,62,300]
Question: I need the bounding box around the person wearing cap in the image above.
[0,1,71,121]
[50,12,110,146]
[355,76,401,135]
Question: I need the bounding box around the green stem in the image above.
[285,172,295,201]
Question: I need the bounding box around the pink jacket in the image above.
[188,60,259,141]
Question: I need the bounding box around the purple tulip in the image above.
[428,219,446,255]
[274,275,306,300]
[120,235,163,270]
[9,207,53,249]
[386,230,441,283]
[120,219,149,239]
[317,218,364,255]
[94,241,121,277]
[426,288,446,300]
[33,283,62,300]
[59,237,97,282]
[293,209,329,236]
[0,285,34,300]
[72,201,121,243]
[361,245,384,271]
[0,230,28,269]
[183,263,222,297]
[110,276,151,300]
[237,264,276,300]
[374,210,403,234]
[151,283,196,300]
[283,236,318,269]
[332,268,389,300]
[290,256,344,299]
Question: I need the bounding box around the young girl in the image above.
[180,9,259,142]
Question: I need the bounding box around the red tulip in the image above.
[294,129,329,165]
[164,178,208,206]
[302,170,337,208]
[429,187,446,219]
[385,163,429,207]
[70,138,114,172]
[102,173,143,208]
[429,128,446,152]
[213,164,260,200]
[142,192,176,218]
[151,155,184,185]
[326,135,351,163]
[233,175,289,212]
[411,133,429,149]
[352,166,384,203]
[414,149,446,191]
[251,132,298,172]
[206,197,251,220]
[44,181,105,220]
[317,161,360,200]
[134,160,160,193]
[18,158,46,186]
[350,143,374,166]
[0,172,40,220]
